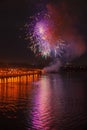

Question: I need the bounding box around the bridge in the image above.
[0,68,42,83]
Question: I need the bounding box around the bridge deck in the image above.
[0,69,42,79]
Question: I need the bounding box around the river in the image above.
[0,72,87,130]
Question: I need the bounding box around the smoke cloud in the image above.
[43,2,86,72]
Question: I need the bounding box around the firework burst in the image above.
[25,11,66,59]
[24,3,85,63]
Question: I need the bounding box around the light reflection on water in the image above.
[30,74,64,130]
[0,73,87,130]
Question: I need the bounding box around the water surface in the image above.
[0,73,87,130]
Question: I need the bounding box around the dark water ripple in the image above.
[0,73,87,130]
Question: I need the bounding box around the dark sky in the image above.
[0,0,87,64]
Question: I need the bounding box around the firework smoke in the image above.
[43,59,61,73]
[25,2,86,72]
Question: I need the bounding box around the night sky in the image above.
[0,0,87,64]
